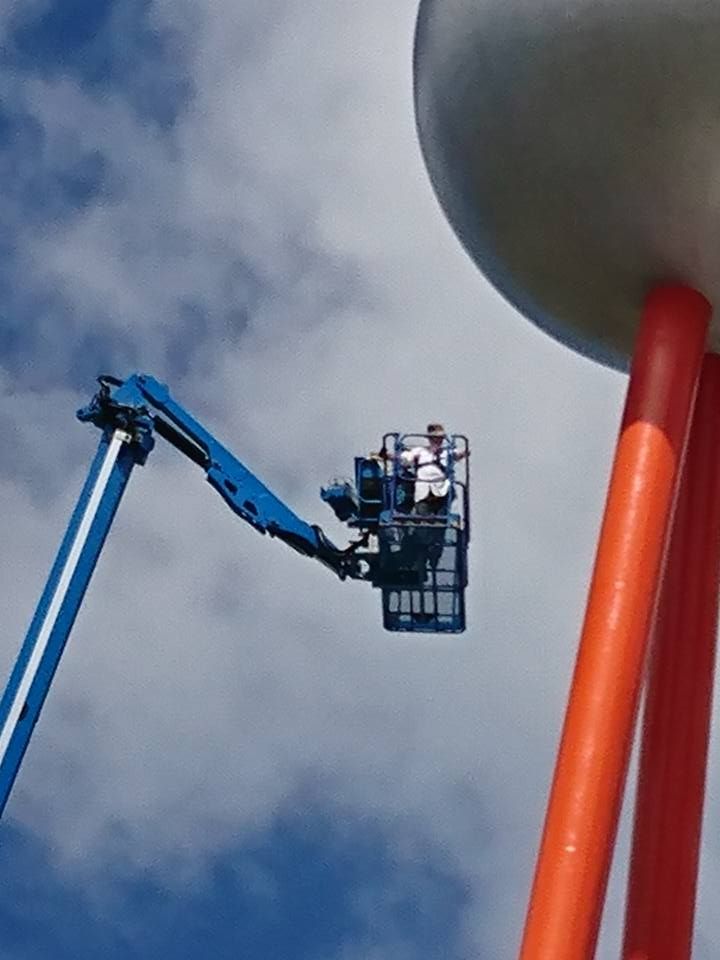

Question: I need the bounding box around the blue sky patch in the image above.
[1,804,471,960]
[7,0,193,129]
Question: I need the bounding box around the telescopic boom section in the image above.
[0,424,150,818]
[80,375,362,578]
[0,374,363,818]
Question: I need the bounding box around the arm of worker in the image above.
[371,447,419,466]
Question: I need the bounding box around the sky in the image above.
[0,2,719,958]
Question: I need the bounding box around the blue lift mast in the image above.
[0,374,469,818]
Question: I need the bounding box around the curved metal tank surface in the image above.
[414,0,720,368]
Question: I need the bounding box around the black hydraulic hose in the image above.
[153,416,209,469]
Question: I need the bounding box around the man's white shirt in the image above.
[400,445,451,501]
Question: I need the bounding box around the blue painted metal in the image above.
[83,378,472,628]
[0,424,152,817]
[321,432,471,633]
[0,373,471,817]
[353,457,386,524]
[321,458,386,526]
[80,374,363,578]
[320,479,359,522]
[0,372,364,818]
[379,518,467,633]
[135,374,325,546]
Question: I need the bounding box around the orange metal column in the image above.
[622,353,720,960]
[519,285,710,960]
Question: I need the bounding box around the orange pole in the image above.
[622,353,720,960]
[519,285,710,960]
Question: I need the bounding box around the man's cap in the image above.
[427,423,446,436]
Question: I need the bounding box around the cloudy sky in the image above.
[0,1,718,958]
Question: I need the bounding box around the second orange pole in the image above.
[622,353,720,960]
[519,285,710,960]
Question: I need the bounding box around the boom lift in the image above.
[0,374,469,816]
[321,432,470,632]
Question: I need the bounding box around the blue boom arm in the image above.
[79,375,364,578]
[0,374,366,818]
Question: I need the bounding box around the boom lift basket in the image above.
[324,432,470,633]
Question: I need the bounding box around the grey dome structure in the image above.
[414,0,720,369]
